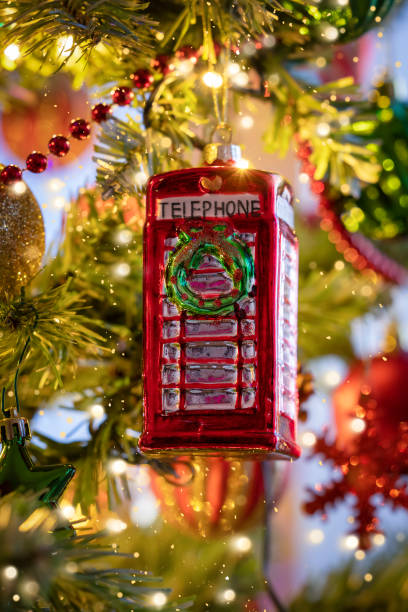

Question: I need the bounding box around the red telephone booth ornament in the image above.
[140,143,300,459]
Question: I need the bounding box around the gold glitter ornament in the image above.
[0,181,45,299]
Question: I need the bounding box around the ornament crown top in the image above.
[0,407,31,442]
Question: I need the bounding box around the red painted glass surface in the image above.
[139,162,300,459]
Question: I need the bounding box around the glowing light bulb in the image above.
[308,529,324,544]
[221,589,236,603]
[231,535,252,553]
[350,418,366,433]
[227,62,240,76]
[113,262,131,278]
[372,533,385,547]
[4,44,20,61]
[240,115,254,129]
[236,158,249,169]
[110,458,127,476]
[60,504,76,520]
[301,431,316,448]
[13,181,27,195]
[3,566,18,580]
[105,518,127,533]
[343,535,359,550]
[316,122,331,137]
[202,71,223,89]
[232,71,249,87]
[89,403,105,419]
[151,592,167,607]
[134,170,148,188]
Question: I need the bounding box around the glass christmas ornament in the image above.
[140,139,300,458]
[0,407,75,505]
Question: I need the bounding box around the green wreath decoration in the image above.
[165,224,255,316]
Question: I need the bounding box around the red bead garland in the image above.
[112,86,134,106]
[69,118,91,140]
[131,69,154,90]
[0,47,201,185]
[0,165,23,184]
[48,135,70,157]
[26,152,48,173]
[91,103,113,123]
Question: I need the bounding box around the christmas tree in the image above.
[0,1,407,610]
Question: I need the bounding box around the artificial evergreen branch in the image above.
[0,1,155,60]
[0,492,191,611]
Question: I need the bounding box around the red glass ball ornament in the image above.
[151,54,174,75]
[333,351,408,451]
[132,68,154,90]
[48,135,70,157]
[0,165,23,184]
[91,103,112,123]
[175,45,198,62]
[111,87,134,106]
[26,152,47,173]
[69,118,91,140]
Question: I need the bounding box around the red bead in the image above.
[151,54,174,75]
[132,68,154,90]
[69,118,91,140]
[48,135,70,157]
[91,103,113,123]
[0,164,22,185]
[175,45,198,62]
[26,152,47,173]
[112,86,134,106]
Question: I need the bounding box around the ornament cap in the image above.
[0,408,31,442]
[204,123,242,165]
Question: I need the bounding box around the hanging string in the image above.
[2,304,39,418]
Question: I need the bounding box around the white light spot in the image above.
[134,171,148,188]
[60,504,76,520]
[322,25,339,42]
[372,533,385,547]
[323,369,342,387]
[48,178,66,192]
[232,71,249,87]
[105,518,127,533]
[342,535,359,550]
[12,181,27,195]
[236,158,249,169]
[151,592,167,607]
[113,262,131,278]
[202,71,223,89]
[350,418,366,433]
[308,529,324,544]
[316,122,331,137]
[231,535,252,553]
[110,458,127,476]
[299,172,310,184]
[227,63,240,76]
[3,566,18,580]
[221,589,236,603]
[89,403,105,419]
[301,431,316,448]
[57,35,75,57]
[4,44,20,61]
[240,115,254,129]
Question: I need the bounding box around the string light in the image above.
[372,533,385,547]
[151,592,168,608]
[202,71,223,89]
[3,566,18,580]
[230,535,252,553]
[308,529,324,544]
[301,431,316,448]
[88,403,105,419]
[240,115,254,129]
[354,550,366,560]
[316,122,331,137]
[113,262,131,278]
[105,518,127,533]
[342,535,359,550]
[109,458,127,476]
[350,418,366,433]
[4,44,20,61]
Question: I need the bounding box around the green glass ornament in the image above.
[0,408,75,505]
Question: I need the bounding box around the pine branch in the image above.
[0,0,155,60]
